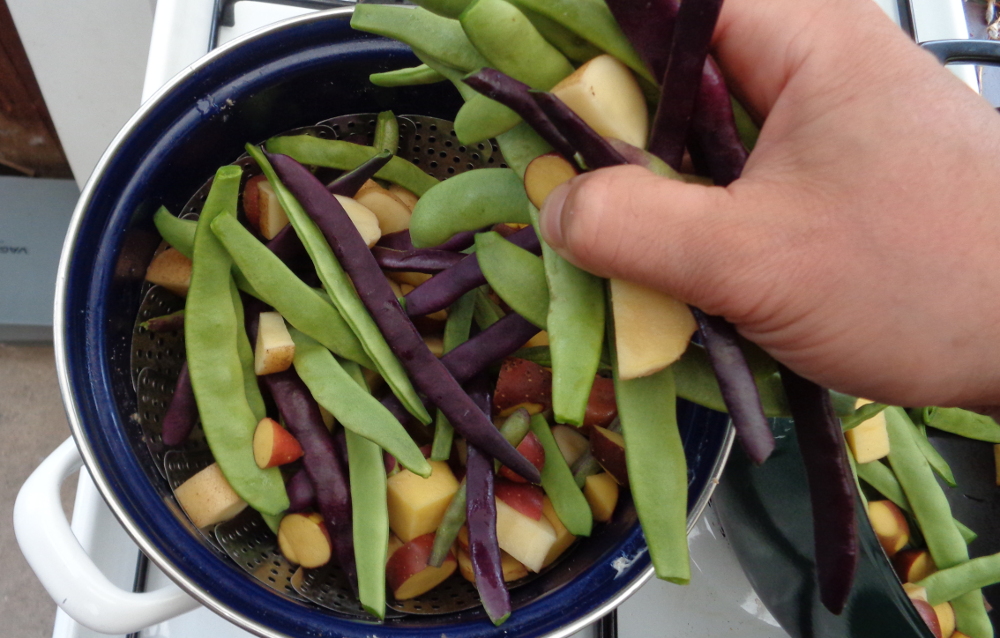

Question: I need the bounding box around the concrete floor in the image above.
[1,344,76,637]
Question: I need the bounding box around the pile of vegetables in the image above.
[140,0,1000,633]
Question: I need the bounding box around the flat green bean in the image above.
[290,328,431,477]
[454,95,524,146]
[248,145,430,424]
[185,165,287,516]
[518,5,601,63]
[373,111,399,156]
[431,291,477,461]
[911,425,957,487]
[211,213,373,368]
[855,459,976,544]
[153,206,195,258]
[473,287,504,330]
[265,136,438,196]
[369,64,446,88]
[884,407,991,638]
[495,122,553,178]
[614,361,688,583]
[923,407,1000,443]
[351,4,488,73]
[407,0,468,18]
[475,230,548,329]
[507,0,653,83]
[841,402,888,430]
[670,343,790,417]
[731,97,759,151]
[529,413,591,536]
[414,50,479,100]
[409,169,530,247]
[918,552,1000,606]
[527,203,604,426]
[229,281,266,422]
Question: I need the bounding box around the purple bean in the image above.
[263,369,356,589]
[372,246,466,273]
[647,0,726,169]
[605,0,677,81]
[687,58,748,186]
[142,309,185,333]
[326,150,393,195]
[286,468,317,512]
[403,226,541,318]
[778,363,858,614]
[267,153,540,483]
[463,69,578,162]
[529,91,628,169]
[378,229,479,253]
[161,362,198,446]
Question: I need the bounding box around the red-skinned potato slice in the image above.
[386,533,457,600]
[253,417,304,469]
[145,248,192,297]
[494,479,545,521]
[590,425,628,485]
[584,472,619,522]
[934,602,955,638]
[278,512,333,568]
[243,174,267,229]
[499,431,546,483]
[892,549,936,583]
[494,358,552,416]
[582,376,617,431]
[523,152,579,209]
[867,500,910,558]
[910,599,943,638]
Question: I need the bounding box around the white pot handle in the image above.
[14,437,199,634]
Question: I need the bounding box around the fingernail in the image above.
[540,182,571,248]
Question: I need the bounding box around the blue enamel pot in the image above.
[53,8,733,636]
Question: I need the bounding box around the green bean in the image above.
[670,342,791,418]
[260,512,282,535]
[369,64,446,88]
[529,413,591,536]
[265,135,438,196]
[884,407,991,638]
[527,203,604,426]
[428,409,531,566]
[613,361,688,583]
[911,426,957,487]
[460,0,574,90]
[342,360,389,620]
[923,406,1000,443]
[495,122,553,178]
[247,145,430,425]
[473,287,504,330]
[841,402,888,430]
[475,230,548,329]
[185,165,287,516]
[431,291,477,461]
[153,206,195,258]
[454,95,525,146]
[289,328,431,477]
[731,96,759,152]
[409,169,530,247]
[855,459,976,544]
[351,4,488,73]
[211,213,373,368]
[517,5,602,64]
[229,281,266,421]
[413,50,479,100]
[507,0,653,83]
[373,111,399,156]
[918,552,1000,606]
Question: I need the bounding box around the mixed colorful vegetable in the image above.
[135,0,1000,633]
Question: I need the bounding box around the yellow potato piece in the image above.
[174,462,247,528]
[387,461,460,542]
[845,398,890,463]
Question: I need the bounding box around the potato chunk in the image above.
[387,460,459,542]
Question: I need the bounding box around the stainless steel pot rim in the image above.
[52,6,735,636]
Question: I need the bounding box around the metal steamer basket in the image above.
[38,8,733,637]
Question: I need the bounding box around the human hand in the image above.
[538,0,1000,409]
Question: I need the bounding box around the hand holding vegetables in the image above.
[537,0,1000,410]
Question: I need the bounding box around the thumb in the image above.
[537,165,789,324]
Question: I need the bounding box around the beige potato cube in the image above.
[494,498,557,573]
[584,473,619,523]
[845,398,890,463]
[541,497,576,568]
[387,460,460,542]
[388,184,419,211]
[335,195,382,247]
[145,247,192,297]
[611,278,697,380]
[174,462,247,528]
[355,181,412,234]
[257,180,290,239]
[254,311,295,376]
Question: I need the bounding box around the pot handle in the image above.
[14,437,200,634]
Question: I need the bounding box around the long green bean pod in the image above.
[289,329,431,477]
[527,204,604,426]
[517,5,602,63]
[409,169,530,247]
[211,213,373,368]
[428,409,532,566]
[855,459,976,544]
[265,136,439,196]
[430,291,477,461]
[841,402,888,430]
[248,145,430,424]
[911,427,957,487]
[373,111,399,156]
[529,413,591,536]
[369,64,446,88]
[229,281,266,422]
[884,407,991,638]
[614,360,688,583]
[923,406,1000,443]
[185,165,288,515]
[472,287,504,330]
[918,552,1000,606]
[495,121,554,178]
[475,231,548,329]
[342,360,389,619]
[153,206,195,258]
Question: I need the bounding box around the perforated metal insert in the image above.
[130,114,524,617]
